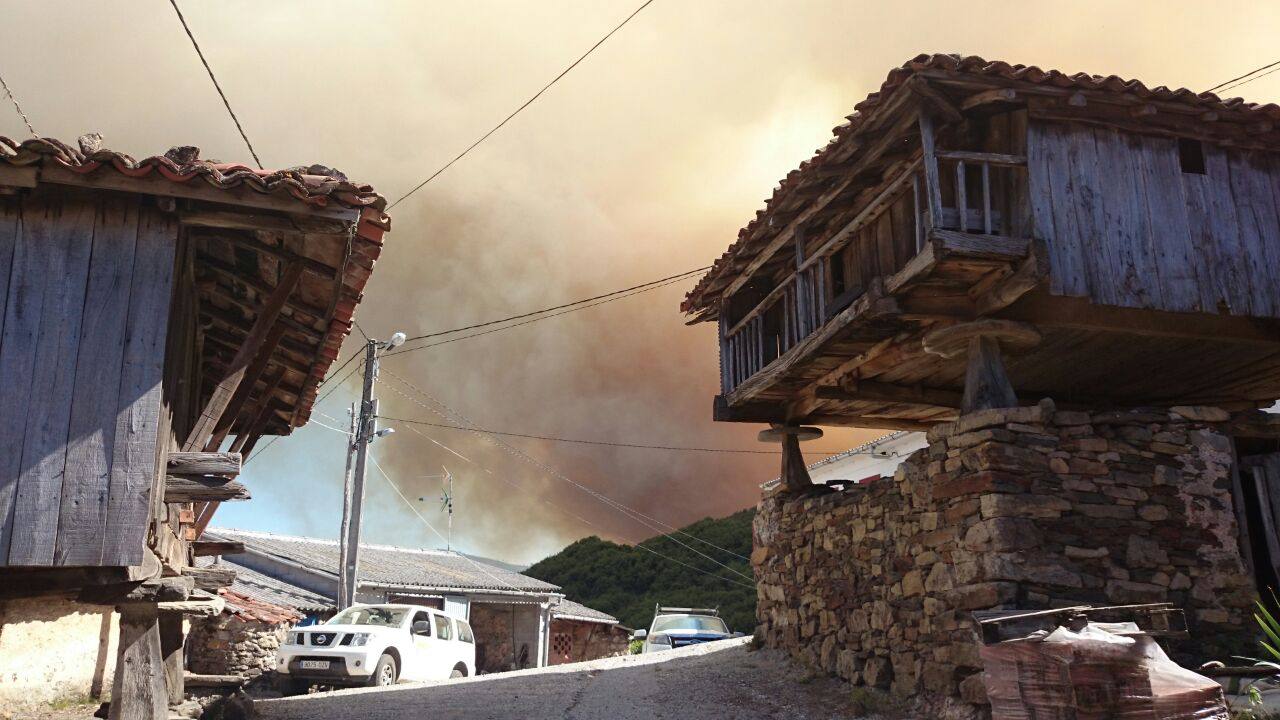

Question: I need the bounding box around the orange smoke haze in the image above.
[5,0,1279,564]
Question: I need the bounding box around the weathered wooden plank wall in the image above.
[0,193,177,567]
[1028,120,1280,318]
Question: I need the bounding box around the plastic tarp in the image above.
[980,622,1229,719]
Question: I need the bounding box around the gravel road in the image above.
[256,638,881,720]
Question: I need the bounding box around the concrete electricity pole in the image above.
[338,331,404,609]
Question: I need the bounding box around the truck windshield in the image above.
[328,607,409,627]
[652,615,728,634]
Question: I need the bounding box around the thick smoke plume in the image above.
[4,0,1274,563]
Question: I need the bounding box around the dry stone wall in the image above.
[187,615,289,688]
[753,400,1254,714]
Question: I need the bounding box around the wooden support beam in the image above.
[961,87,1018,111]
[80,576,195,605]
[779,434,813,493]
[159,613,184,707]
[167,452,241,478]
[40,163,359,221]
[108,606,167,720]
[206,322,288,452]
[184,262,303,452]
[164,476,250,503]
[157,594,226,618]
[973,241,1048,315]
[909,81,963,122]
[181,566,237,592]
[197,252,331,320]
[192,540,245,557]
[999,293,1280,346]
[815,380,963,409]
[962,336,1018,413]
[180,207,351,235]
[0,164,38,188]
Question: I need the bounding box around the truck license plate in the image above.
[300,660,330,670]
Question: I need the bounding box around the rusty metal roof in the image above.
[682,53,1280,317]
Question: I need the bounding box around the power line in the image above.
[384,269,705,359]
[1209,59,1280,94]
[167,0,264,169]
[379,415,849,456]
[388,418,755,590]
[0,71,36,138]
[387,0,657,210]
[399,266,707,345]
[379,368,755,570]
[352,319,370,343]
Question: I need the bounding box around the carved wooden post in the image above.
[159,612,185,707]
[109,605,167,720]
[923,320,1041,413]
[759,424,825,492]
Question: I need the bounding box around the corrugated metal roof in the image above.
[553,599,618,625]
[198,556,334,615]
[683,53,1280,316]
[208,528,561,594]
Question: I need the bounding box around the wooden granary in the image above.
[0,135,387,717]
[684,54,1280,433]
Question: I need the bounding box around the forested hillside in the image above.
[524,508,756,632]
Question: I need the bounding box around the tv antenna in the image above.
[420,467,455,551]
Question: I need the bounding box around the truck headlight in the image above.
[287,632,304,645]
[348,633,372,647]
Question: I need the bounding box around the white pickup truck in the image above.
[275,603,476,693]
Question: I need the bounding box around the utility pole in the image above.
[338,331,404,609]
[337,402,357,607]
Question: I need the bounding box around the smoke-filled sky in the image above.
[4,1,1280,565]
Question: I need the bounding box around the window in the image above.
[434,614,453,641]
[457,620,474,644]
[552,632,572,658]
[328,606,410,627]
[411,611,432,636]
[1179,138,1206,174]
[651,615,729,635]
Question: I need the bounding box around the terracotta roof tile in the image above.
[0,135,385,211]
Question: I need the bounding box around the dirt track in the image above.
[256,637,888,720]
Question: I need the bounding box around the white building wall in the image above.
[0,597,119,711]
[764,432,928,490]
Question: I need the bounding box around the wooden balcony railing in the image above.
[719,148,1027,396]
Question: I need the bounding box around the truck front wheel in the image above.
[368,653,398,687]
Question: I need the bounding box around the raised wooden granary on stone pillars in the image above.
[684,55,1280,713]
[0,135,388,718]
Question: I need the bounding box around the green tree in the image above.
[525,508,756,632]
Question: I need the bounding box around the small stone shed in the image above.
[186,559,332,688]
[547,599,630,666]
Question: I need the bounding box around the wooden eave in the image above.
[0,168,385,441]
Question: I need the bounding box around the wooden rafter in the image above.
[205,323,287,452]
[183,262,303,452]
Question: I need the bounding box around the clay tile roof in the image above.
[0,135,385,212]
[681,53,1280,316]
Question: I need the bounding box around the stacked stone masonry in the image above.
[187,615,290,688]
[753,400,1255,714]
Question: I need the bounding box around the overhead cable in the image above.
[389,419,755,590]
[0,71,36,137]
[1209,59,1280,94]
[378,415,851,456]
[379,368,755,570]
[167,0,264,168]
[387,0,657,209]
[384,269,705,359]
